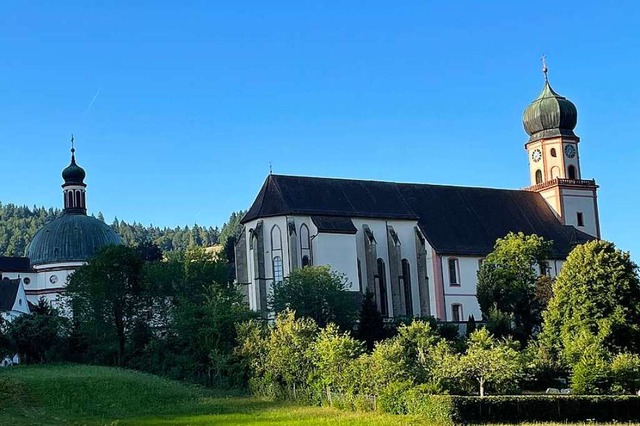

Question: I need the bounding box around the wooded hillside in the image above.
[0,202,243,256]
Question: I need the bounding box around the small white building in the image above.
[0,277,30,322]
[235,72,599,322]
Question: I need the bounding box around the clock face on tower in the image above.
[564,145,576,158]
[531,149,542,162]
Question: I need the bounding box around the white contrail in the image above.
[86,87,102,111]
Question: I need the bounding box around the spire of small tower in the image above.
[542,54,549,82]
[71,134,76,162]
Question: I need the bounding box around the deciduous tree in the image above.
[477,232,551,343]
[270,266,357,329]
[540,240,640,364]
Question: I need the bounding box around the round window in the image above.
[49,275,58,284]
[23,277,31,285]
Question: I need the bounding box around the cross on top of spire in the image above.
[542,54,549,82]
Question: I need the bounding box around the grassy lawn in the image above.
[0,364,420,425]
[1,365,638,425]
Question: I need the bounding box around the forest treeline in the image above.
[0,202,244,256]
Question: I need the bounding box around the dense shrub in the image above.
[449,395,640,423]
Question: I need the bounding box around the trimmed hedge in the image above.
[449,395,640,424]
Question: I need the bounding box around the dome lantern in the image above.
[62,135,88,214]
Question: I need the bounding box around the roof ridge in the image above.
[271,173,524,192]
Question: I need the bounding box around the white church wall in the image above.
[313,233,359,291]
[561,189,599,237]
[441,255,482,321]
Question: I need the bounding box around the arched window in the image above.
[300,224,310,249]
[271,225,283,281]
[75,190,81,208]
[535,169,543,184]
[550,148,557,157]
[551,166,560,179]
[376,258,388,316]
[271,225,282,251]
[568,165,577,180]
[67,191,73,208]
[300,224,312,266]
[401,259,413,317]
[273,256,283,284]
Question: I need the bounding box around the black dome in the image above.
[62,153,86,185]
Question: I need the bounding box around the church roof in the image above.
[26,213,123,266]
[0,256,32,272]
[242,174,593,258]
[0,279,21,311]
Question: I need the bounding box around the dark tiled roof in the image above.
[311,216,358,234]
[242,174,594,258]
[0,257,32,272]
[0,279,20,311]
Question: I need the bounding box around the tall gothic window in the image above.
[300,224,312,267]
[376,258,388,316]
[271,225,283,283]
[271,225,282,251]
[273,256,283,284]
[401,259,413,317]
[535,169,543,184]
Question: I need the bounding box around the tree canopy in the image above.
[270,266,358,329]
[476,232,552,343]
[539,240,640,365]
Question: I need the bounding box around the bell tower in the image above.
[61,135,88,215]
[523,59,600,238]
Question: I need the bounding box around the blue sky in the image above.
[1,1,638,258]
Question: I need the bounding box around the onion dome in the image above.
[62,148,86,185]
[522,78,577,143]
[25,214,122,266]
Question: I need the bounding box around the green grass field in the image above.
[0,364,420,425]
[1,365,637,425]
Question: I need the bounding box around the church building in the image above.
[0,142,123,306]
[235,70,598,322]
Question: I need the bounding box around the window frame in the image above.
[272,256,284,284]
[451,303,463,322]
[448,258,460,286]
